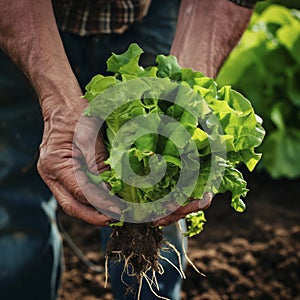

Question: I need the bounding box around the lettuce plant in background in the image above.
[217,3,300,179]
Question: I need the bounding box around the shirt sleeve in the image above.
[228,0,261,9]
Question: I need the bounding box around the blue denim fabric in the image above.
[0,51,63,300]
[0,0,184,299]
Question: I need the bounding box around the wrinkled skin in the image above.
[37,97,121,226]
[153,192,213,227]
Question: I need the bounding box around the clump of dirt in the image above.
[105,222,163,283]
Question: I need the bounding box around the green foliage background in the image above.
[217,0,300,179]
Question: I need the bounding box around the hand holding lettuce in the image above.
[83,43,264,233]
[81,43,264,290]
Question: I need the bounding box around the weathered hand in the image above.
[37,96,121,226]
[152,192,213,227]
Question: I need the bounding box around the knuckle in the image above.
[73,185,86,203]
[60,200,73,216]
[60,200,82,221]
[37,151,59,181]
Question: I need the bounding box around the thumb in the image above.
[74,115,108,174]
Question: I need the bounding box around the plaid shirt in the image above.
[52,0,151,36]
[52,0,260,37]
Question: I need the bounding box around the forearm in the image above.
[0,0,82,107]
[170,0,253,78]
[0,1,117,225]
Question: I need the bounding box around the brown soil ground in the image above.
[58,171,300,300]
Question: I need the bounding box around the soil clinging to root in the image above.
[105,222,163,281]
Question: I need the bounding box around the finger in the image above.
[39,147,103,206]
[176,192,213,215]
[153,192,213,227]
[152,214,180,227]
[74,116,108,173]
[50,178,118,226]
[39,154,123,217]
[38,150,89,205]
[49,180,114,226]
[73,167,123,215]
